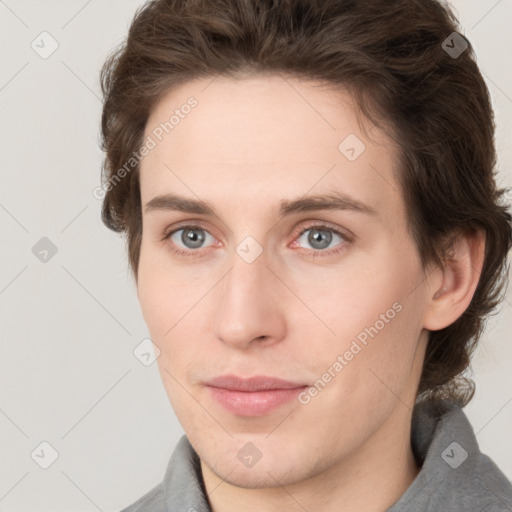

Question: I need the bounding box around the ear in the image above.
[422,229,486,331]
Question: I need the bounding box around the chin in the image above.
[202,455,304,489]
[224,468,285,489]
[196,434,320,489]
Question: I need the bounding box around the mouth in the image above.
[205,375,309,417]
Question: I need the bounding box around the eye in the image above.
[291,224,349,257]
[163,225,216,257]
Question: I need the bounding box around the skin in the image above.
[136,74,485,512]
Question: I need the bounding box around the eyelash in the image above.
[161,223,351,259]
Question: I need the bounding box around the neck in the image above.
[201,403,421,512]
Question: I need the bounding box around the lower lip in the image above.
[207,386,307,417]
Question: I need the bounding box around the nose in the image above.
[213,250,287,350]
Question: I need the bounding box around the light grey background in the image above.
[0,0,511,510]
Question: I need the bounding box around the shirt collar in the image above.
[160,400,512,512]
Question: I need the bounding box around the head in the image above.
[99,0,511,488]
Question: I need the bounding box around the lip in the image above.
[205,375,308,417]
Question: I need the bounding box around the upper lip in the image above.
[206,375,307,391]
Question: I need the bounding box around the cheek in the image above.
[137,246,203,372]
[137,273,167,338]
[301,251,425,395]
[137,242,190,336]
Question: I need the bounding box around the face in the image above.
[137,74,430,488]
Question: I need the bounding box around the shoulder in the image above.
[453,452,512,510]
[428,405,512,510]
[118,435,209,512]
[422,453,512,511]
[390,401,512,511]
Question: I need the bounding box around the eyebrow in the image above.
[144,192,378,217]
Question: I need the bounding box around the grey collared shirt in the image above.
[120,400,512,511]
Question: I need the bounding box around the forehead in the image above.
[140,74,402,221]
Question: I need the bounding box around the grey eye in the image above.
[171,227,214,250]
[297,228,344,251]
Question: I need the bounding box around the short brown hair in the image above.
[99,0,512,406]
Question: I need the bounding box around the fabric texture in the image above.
[120,400,512,511]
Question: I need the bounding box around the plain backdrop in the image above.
[0,0,511,510]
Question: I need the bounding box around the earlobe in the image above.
[422,229,486,331]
